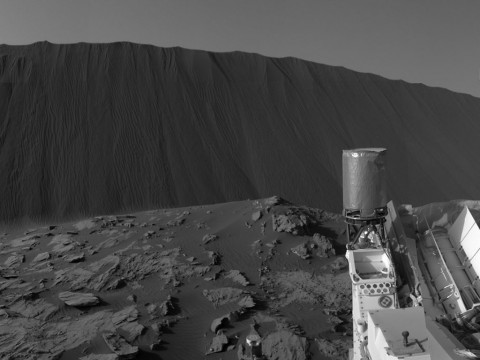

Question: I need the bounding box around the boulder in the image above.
[272,214,309,235]
[312,234,335,258]
[102,332,138,359]
[207,332,228,354]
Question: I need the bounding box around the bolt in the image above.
[402,331,409,347]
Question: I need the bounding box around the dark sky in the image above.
[1,0,479,97]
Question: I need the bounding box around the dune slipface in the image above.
[1,42,480,221]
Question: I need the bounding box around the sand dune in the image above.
[1,41,480,222]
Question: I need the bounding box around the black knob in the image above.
[402,331,409,347]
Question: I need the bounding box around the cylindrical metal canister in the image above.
[343,148,387,217]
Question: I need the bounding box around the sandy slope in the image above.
[0,196,353,360]
[1,42,480,221]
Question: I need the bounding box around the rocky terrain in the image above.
[1,42,480,222]
[0,196,353,360]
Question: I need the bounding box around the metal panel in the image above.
[448,206,476,248]
[459,223,480,275]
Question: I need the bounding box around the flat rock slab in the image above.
[63,252,86,263]
[32,252,50,263]
[203,287,255,308]
[59,291,100,307]
[112,306,139,326]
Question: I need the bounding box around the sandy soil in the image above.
[0,196,353,360]
[1,42,480,221]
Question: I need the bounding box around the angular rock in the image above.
[102,332,138,359]
[150,339,163,351]
[272,213,309,236]
[210,311,240,333]
[237,295,256,309]
[105,278,126,290]
[167,218,185,227]
[159,296,176,316]
[119,321,145,342]
[202,234,219,244]
[112,306,139,326]
[291,243,311,259]
[146,296,176,318]
[59,291,100,307]
[207,251,221,265]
